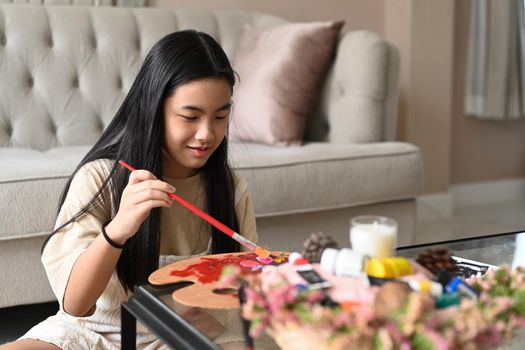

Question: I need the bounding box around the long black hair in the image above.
[42,30,240,292]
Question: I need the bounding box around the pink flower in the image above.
[478,280,491,290]
[480,292,491,304]
[399,343,411,350]
[492,296,513,314]
[331,311,350,328]
[260,269,287,291]
[384,322,406,344]
[377,328,394,350]
[354,305,375,327]
[217,265,241,289]
[511,316,525,327]
[474,328,504,347]
[306,290,324,303]
[422,328,449,350]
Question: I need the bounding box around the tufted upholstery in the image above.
[0,4,421,308]
[0,0,143,6]
[0,6,286,149]
[0,5,401,150]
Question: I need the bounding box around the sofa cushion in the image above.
[0,142,421,240]
[229,21,343,145]
[0,146,91,241]
[229,141,422,217]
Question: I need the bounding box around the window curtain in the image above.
[465,0,525,119]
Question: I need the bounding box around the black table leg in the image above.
[121,303,137,350]
[121,286,221,350]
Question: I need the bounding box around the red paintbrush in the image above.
[118,160,270,258]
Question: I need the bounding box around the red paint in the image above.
[293,257,309,266]
[170,253,261,284]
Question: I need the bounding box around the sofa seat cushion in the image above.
[1,142,421,240]
[229,141,421,217]
[0,146,91,241]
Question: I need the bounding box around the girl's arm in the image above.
[62,169,176,317]
[62,229,123,317]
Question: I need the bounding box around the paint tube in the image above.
[290,253,332,289]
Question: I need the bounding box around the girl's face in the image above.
[162,78,232,178]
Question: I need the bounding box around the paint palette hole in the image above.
[212,287,237,295]
[149,281,194,293]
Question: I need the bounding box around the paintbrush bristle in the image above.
[254,246,271,258]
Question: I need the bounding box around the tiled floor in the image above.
[416,199,525,244]
[2,199,525,345]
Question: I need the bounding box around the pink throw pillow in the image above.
[229,21,344,146]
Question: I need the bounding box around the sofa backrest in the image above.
[0,4,399,150]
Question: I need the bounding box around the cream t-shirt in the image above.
[160,170,257,257]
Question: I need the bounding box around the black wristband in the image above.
[101,223,125,249]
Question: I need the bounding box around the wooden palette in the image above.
[149,252,287,309]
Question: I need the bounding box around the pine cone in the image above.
[374,281,412,319]
[415,247,458,276]
[301,232,339,263]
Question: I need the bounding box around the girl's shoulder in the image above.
[232,172,248,190]
[78,158,113,177]
[70,158,114,194]
[232,172,250,205]
[61,159,115,218]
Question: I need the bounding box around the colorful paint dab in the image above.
[169,252,289,283]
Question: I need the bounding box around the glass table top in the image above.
[125,230,525,349]
[397,230,523,267]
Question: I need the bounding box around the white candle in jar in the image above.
[512,232,525,269]
[350,216,397,258]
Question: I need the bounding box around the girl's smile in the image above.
[187,145,211,158]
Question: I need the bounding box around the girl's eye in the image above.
[179,115,197,121]
[215,115,228,120]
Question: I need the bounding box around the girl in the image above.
[1,30,257,350]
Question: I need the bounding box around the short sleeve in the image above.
[41,159,113,310]
[233,175,258,251]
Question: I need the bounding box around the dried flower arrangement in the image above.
[219,265,525,350]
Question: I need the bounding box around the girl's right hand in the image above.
[105,169,176,244]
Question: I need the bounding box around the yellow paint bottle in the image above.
[365,257,413,279]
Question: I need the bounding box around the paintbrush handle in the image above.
[118,160,260,252]
[167,192,235,238]
[169,192,258,252]
[231,232,257,252]
[169,193,261,252]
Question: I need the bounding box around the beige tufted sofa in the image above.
[0,4,422,308]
